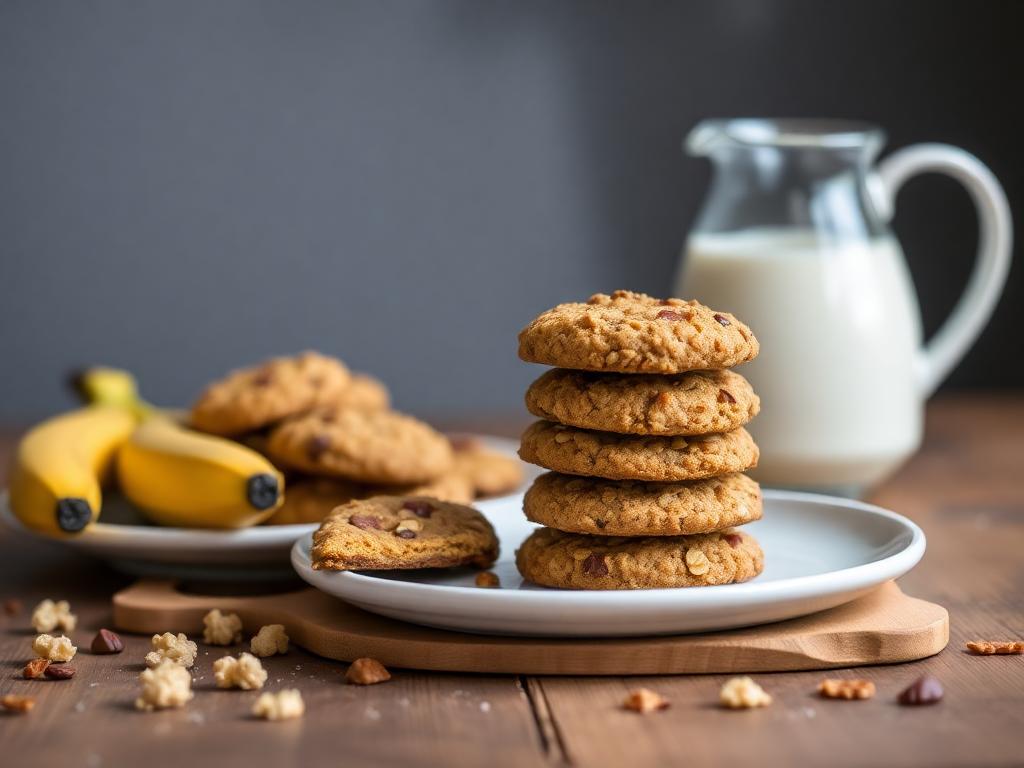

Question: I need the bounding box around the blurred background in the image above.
[2,0,1021,423]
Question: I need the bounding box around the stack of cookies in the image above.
[190,351,522,524]
[513,291,765,590]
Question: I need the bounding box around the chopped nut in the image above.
[345,657,391,685]
[33,634,77,662]
[966,640,1024,655]
[91,628,124,655]
[1,694,35,713]
[713,313,731,326]
[203,609,243,646]
[623,688,670,713]
[4,598,23,616]
[669,436,689,450]
[717,389,737,404]
[475,571,500,588]
[685,548,710,576]
[719,677,772,709]
[31,599,76,633]
[656,310,686,321]
[135,660,193,711]
[214,652,268,690]
[898,675,943,706]
[818,679,875,700]
[350,515,382,530]
[554,431,573,444]
[144,632,198,668]
[250,624,289,658]
[252,689,305,721]
[23,658,50,678]
[395,518,423,534]
[44,663,76,680]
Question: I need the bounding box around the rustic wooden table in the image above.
[1,395,1022,767]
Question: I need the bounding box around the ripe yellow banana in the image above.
[8,406,137,534]
[117,416,284,528]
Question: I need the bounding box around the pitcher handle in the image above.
[873,144,1013,397]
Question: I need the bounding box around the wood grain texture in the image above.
[1,396,1023,767]
[112,580,948,674]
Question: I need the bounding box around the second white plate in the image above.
[292,490,926,637]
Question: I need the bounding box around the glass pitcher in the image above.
[675,119,1012,495]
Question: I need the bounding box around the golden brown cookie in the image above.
[335,373,390,411]
[449,437,524,497]
[191,352,351,435]
[370,471,476,505]
[518,290,758,374]
[311,496,499,570]
[523,472,762,536]
[518,420,758,481]
[263,478,363,525]
[266,406,453,485]
[525,368,759,436]
[515,527,762,590]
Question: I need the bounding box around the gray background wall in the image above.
[2,0,1022,423]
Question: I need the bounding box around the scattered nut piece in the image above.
[250,624,289,658]
[345,657,391,685]
[252,689,305,721]
[4,598,23,616]
[475,571,500,588]
[966,640,1024,655]
[33,634,77,662]
[135,660,194,711]
[202,609,243,646]
[144,633,197,668]
[214,653,268,690]
[395,518,423,535]
[684,548,710,576]
[719,676,772,709]
[23,658,50,679]
[1,694,35,713]
[897,675,944,706]
[623,688,670,713]
[91,628,124,655]
[44,663,76,680]
[31,599,77,633]
[818,679,875,700]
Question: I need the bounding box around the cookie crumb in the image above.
[145,633,198,668]
[345,657,391,685]
[250,624,289,657]
[818,679,876,700]
[475,571,500,588]
[135,660,194,711]
[623,688,670,713]
[213,652,268,690]
[966,640,1024,655]
[33,633,77,662]
[23,658,50,678]
[202,609,243,646]
[252,689,305,721]
[1,694,35,713]
[719,677,772,709]
[31,599,76,633]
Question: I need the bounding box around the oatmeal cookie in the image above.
[449,436,524,497]
[335,373,390,411]
[518,291,758,373]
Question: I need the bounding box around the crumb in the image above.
[31,599,76,633]
[135,660,193,711]
[250,624,289,657]
[475,571,500,588]
[202,609,243,646]
[252,689,305,721]
[966,640,1024,655]
[33,633,77,662]
[1,694,35,713]
[345,658,391,685]
[719,677,772,709]
[818,679,876,700]
[213,652,268,690]
[622,688,670,713]
[145,633,198,668]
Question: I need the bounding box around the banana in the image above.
[8,406,137,535]
[69,366,155,419]
[117,416,284,528]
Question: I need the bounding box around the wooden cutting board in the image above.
[112,579,948,675]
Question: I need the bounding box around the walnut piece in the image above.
[345,657,391,685]
[214,652,268,690]
[144,632,198,668]
[1,694,36,713]
[685,548,710,576]
[966,640,1024,655]
[202,609,243,646]
[33,634,77,662]
[622,688,670,713]
[719,676,772,709]
[252,689,305,721]
[475,571,500,588]
[31,599,77,633]
[818,678,876,700]
[250,624,289,658]
[135,660,194,711]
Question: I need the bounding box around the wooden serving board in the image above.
[112,579,948,675]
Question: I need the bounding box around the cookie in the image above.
[191,352,351,435]
[267,406,453,485]
[311,496,499,570]
[523,471,762,536]
[449,436,525,497]
[264,478,363,525]
[525,368,759,436]
[518,420,758,481]
[515,527,763,590]
[335,373,390,411]
[370,471,476,505]
[518,290,758,374]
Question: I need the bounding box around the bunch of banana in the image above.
[7,367,283,534]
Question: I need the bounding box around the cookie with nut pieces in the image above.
[515,527,762,590]
[311,496,499,571]
[517,290,758,373]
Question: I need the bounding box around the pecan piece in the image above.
[966,640,1024,655]
[818,679,875,700]
[349,515,382,530]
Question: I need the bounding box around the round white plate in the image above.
[292,490,926,637]
[0,435,536,580]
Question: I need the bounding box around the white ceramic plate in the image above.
[0,435,536,580]
[292,490,926,637]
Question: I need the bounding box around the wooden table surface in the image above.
[1,395,1023,767]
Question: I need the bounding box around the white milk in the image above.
[677,229,924,491]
